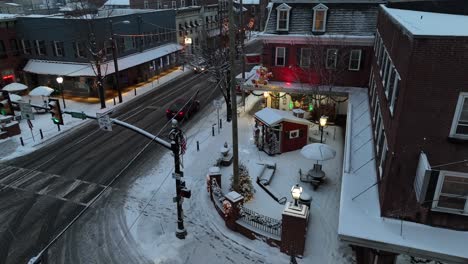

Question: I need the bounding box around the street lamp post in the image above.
[289,184,302,264]
[56,76,66,108]
[319,115,328,143]
[109,20,130,104]
[263,92,269,107]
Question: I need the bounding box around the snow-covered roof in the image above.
[5,2,21,6]
[103,0,130,6]
[338,88,468,263]
[382,5,468,37]
[254,108,312,126]
[234,0,259,5]
[23,43,182,77]
[0,14,17,20]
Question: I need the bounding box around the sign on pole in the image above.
[19,102,34,120]
[213,99,222,109]
[96,113,112,132]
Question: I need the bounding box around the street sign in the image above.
[19,102,34,120]
[213,99,222,109]
[96,113,112,131]
[70,111,87,120]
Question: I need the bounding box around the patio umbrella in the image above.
[300,143,336,161]
[1,82,28,92]
[8,94,22,102]
[29,86,54,97]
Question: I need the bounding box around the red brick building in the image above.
[0,15,22,87]
[259,0,383,88]
[370,5,468,231]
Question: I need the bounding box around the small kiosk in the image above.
[254,108,312,155]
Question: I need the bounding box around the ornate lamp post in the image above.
[319,115,328,143]
[56,76,66,108]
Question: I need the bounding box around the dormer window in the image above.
[313,3,328,33]
[276,3,291,31]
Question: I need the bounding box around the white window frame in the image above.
[312,4,328,32]
[53,41,64,57]
[276,3,291,31]
[275,47,285,67]
[432,170,468,215]
[326,49,337,69]
[21,39,30,54]
[35,40,45,55]
[449,92,468,139]
[378,137,387,178]
[74,42,85,58]
[181,0,185,7]
[348,49,362,71]
[157,1,162,9]
[144,0,149,8]
[172,0,176,8]
[300,48,311,67]
[289,129,300,139]
[389,72,400,115]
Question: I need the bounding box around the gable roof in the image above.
[265,3,379,36]
[254,108,312,126]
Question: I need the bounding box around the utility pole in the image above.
[239,0,246,106]
[226,69,232,122]
[109,20,123,104]
[228,0,239,192]
[90,33,106,109]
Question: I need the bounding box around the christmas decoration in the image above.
[230,162,254,202]
[251,66,273,87]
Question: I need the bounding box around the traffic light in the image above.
[48,98,63,125]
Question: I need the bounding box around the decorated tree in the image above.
[230,162,254,201]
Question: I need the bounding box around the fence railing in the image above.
[239,206,282,237]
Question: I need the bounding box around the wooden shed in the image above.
[254,108,312,155]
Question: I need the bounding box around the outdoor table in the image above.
[307,164,325,179]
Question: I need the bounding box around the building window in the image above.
[378,40,384,67]
[73,42,86,58]
[181,0,185,7]
[34,40,47,55]
[348,49,362,71]
[449,92,468,139]
[432,171,468,215]
[325,49,337,69]
[172,1,176,8]
[275,47,285,66]
[289,129,299,139]
[374,31,380,56]
[53,41,64,57]
[276,3,291,31]
[300,48,311,67]
[192,0,197,5]
[0,40,6,58]
[389,72,400,114]
[9,39,19,56]
[312,4,328,32]
[21,39,31,54]
[157,1,162,8]
[144,0,149,8]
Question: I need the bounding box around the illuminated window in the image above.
[312,4,328,32]
[276,3,291,31]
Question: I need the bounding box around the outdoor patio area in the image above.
[205,95,354,263]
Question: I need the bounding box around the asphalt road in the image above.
[0,71,223,264]
[0,40,265,264]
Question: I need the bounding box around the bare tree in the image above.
[289,36,350,121]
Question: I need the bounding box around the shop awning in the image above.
[23,43,183,77]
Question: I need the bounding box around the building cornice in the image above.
[258,33,375,46]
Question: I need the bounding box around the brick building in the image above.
[0,14,22,87]
[339,4,468,264]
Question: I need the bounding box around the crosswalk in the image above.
[0,164,108,207]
